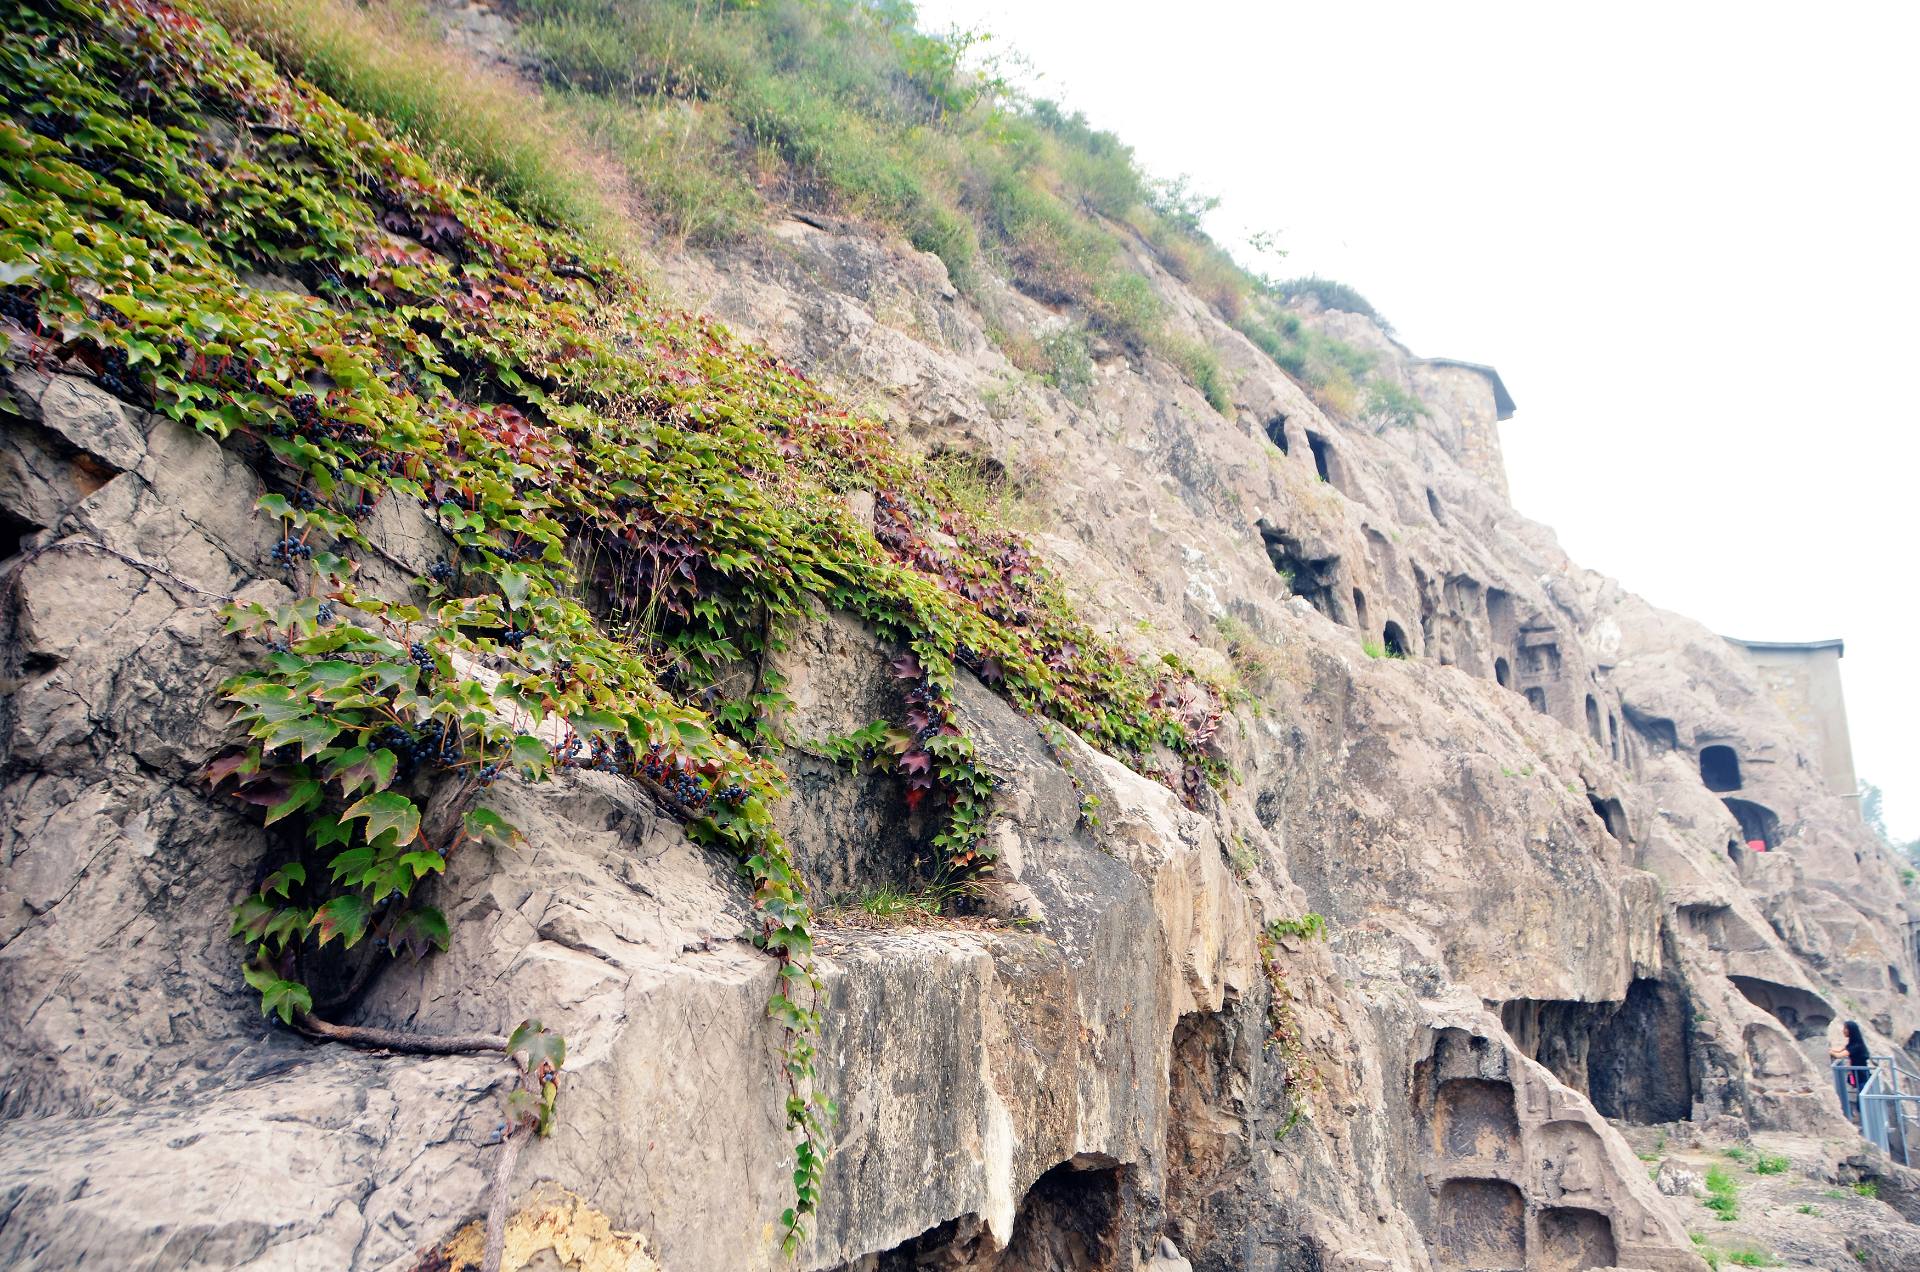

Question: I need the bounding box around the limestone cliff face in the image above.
[3,12,1917,1272]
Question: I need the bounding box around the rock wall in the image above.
[4,7,1919,1271]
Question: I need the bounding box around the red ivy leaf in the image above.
[204,752,250,790]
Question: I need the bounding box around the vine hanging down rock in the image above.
[0,0,1225,1250]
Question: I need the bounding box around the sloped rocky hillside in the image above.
[2,3,1917,1271]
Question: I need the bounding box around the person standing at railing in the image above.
[1830,1020,1872,1122]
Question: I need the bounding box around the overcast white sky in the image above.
[916,0,1920,841]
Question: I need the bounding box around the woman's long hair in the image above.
[1845,1020,1867,1048]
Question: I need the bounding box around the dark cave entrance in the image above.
[1723,797,1779,851]
[1608,714,1620,762]
[1586,793,1626,843]
[1353,589,1370,633]
[1257,523,1342,621]
[1584,695,1602,743]
[1494,656,1511,688]
[835,1159,1131,1271]
[1524,686,1548,714]
[1699,745,1741,792]
[1382,621,1409,658]
[1305,430,1341,490]
[1264,414,1289,454]
[1499,979,1694,1123]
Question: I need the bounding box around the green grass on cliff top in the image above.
[212,0,1408,422]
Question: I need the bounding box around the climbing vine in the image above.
[1258,915,1328,1137]
[0,0,1221,1250]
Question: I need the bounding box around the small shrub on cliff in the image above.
[1704,1165,1741,1220]
[1275,275,1389,329]
[1750,1152,1789,1175]
[1040,324,1096,402]
[1265,912,1328,942]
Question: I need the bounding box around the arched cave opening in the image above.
[1584,695,1602,743]
[1264,413,1289,454]
[1723,797,1779,851]
[1382,621,1409,658]
[1524,687,1548,714]
[1608,714,1620,761]
[841,1158,1131,1270]
[1427,487,1445,524]
[1352,588,1369,633]
[1700,744,1741,792]
[1499,979,1695,1123]
[1494,656,1511,688]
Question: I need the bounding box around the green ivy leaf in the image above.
[389,905,450,958]
[260,978,312,1026]
[262,862,307,898]
[310,894,371,948]
[395,849,446,879]
[507,1019,566,1076]
[264,778,322,825]
[463,806,521,848]
[341,790,420,847]
[261,715,344,760]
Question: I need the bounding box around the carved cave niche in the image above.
[1723,797,1780,851]
[1536,1205,1617,1272]
[1434,1178,1525,1272]
[1519,637,1561,677]
[1728,975,1833,1042]
[1699,744,1741,792]
[1257,523,1343,624]
[1500,979,1695,1124]
[1623,705,1677,755]
[1431,1078,1522,1163]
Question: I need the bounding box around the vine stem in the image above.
[294,1012,506,1054]
[482,1128,525,1272]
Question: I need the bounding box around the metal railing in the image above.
[1836,1055,1920,1166]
